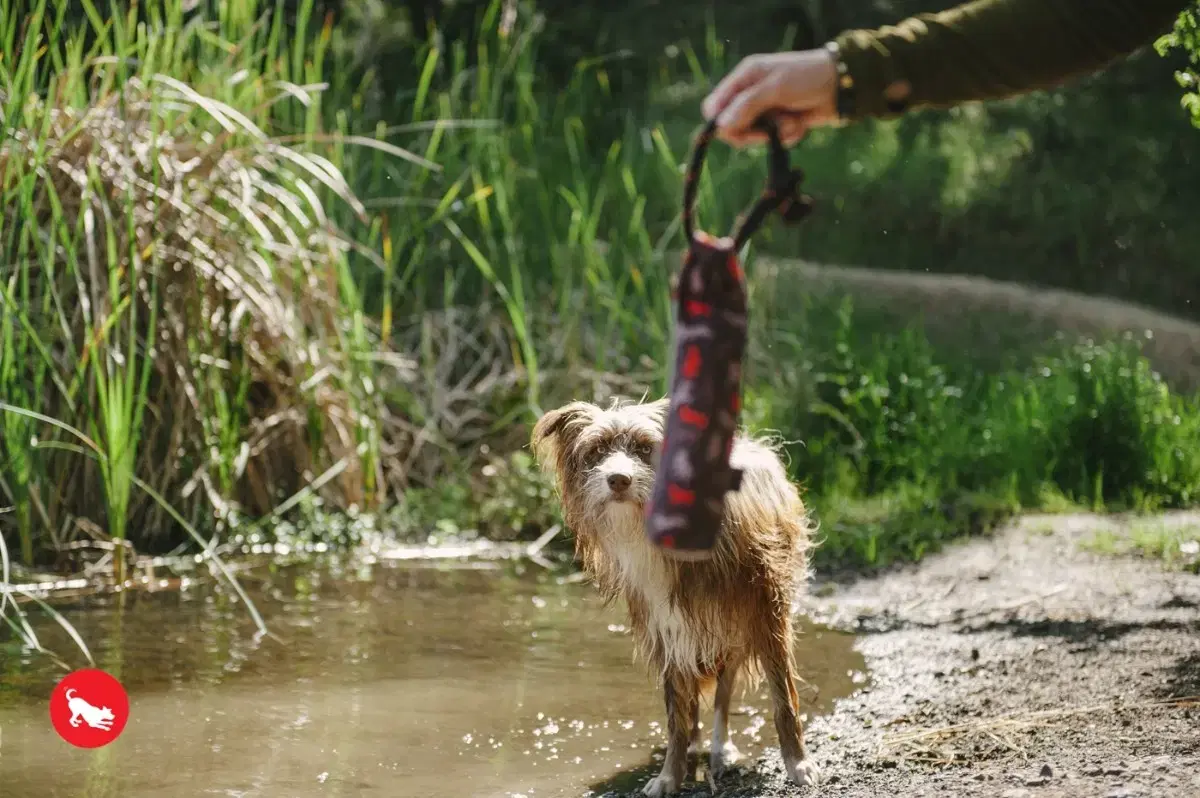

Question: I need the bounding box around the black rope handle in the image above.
[681,115,813,247]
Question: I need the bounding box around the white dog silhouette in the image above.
[65,688,116,731]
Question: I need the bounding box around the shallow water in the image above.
[0,558,866,797]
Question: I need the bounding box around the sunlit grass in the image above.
[1081,520,1200,572]
[0,0,428,578]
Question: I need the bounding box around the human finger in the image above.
[712,81,782,146]
[701,57,767,121]
[712,110,808,149]
[714,122,770,148]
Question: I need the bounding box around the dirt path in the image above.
[597,512,1200,798]
[753,257,1200,389]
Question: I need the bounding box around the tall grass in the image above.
[330,2,763,421]
[0,0,429,571]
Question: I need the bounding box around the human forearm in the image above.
[831,0,1192,120]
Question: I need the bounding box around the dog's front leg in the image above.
[686,685,702,754]
[642,668,695,797]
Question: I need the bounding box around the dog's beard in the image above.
[576,469,652,538]
[602,499,644,535]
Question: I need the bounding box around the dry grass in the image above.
[878,695,1200,765]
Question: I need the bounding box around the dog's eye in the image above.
[633,442,655,461]
[583,446,606,467]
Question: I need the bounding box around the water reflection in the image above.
[0,560,867,797]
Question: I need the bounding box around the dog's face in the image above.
[531,398,669,532]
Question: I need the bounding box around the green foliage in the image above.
[742,298,1200,569]
[1025,338,1200,510]
[1156,3,1200,127]
[390,450,558,543]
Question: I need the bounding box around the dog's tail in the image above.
[65,688,76,701]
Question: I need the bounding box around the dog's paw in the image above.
[785,756,820,787]
[709,741,742,778]
[641,773,679,797]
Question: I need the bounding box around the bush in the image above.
[1023,337,1200,510]
[747,308,1200,569]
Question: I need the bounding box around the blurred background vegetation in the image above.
[2,0,1200,578]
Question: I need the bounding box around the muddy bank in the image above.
[593,512,1200,797]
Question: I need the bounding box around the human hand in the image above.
[701,49,840,148]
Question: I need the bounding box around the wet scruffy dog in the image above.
[531,396,819,795]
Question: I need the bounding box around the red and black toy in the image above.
[645,116,813,560]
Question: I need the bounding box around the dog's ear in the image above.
[530,401,596,469]
[641,395,670,427]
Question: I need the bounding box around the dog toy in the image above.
[645,116,814,560]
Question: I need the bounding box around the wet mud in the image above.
[595,512,1200,798]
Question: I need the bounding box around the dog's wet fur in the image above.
[531,396,820,795]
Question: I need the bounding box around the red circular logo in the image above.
[49,668,130,748]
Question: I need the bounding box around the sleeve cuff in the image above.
[826,33,916,123]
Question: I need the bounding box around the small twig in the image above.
[903,577,960,613]
[982,727,1027,758]
[950,584,1070,624]
[526,524,562,557]
[993,584,1068,613]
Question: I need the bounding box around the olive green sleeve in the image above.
[831,0,1192,120]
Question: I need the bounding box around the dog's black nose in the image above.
[607,473,632,493]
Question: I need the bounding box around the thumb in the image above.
[777,111,814,147]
